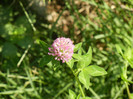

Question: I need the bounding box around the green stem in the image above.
[76,75,85,97]
[125,82,131,99]
[71,69,85,97]
[19,1,36,32]
[114,72,133,99]
[124,61,131,99]
[88,87,100,99]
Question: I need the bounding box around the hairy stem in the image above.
[71,69,85,97]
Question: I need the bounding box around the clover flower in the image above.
[48,37,74,63]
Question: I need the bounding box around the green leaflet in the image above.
[78,69,90,89]
[66,58,74,69]
[83,65,107,76]
[40,55,52,67]
[74,42,82,52]
[39,40,49,53]
[69,89,76,99]
[73,47,92,69]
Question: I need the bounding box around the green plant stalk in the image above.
[53,82,73,99]
[19,1,36,32]
[125,82,131,99]
[71,68,85,98]
[124,62,131,99]
[113,76,132,99]
[76,75,85,98]
[88,87,100,99]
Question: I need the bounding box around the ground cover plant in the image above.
[0,0,133,99]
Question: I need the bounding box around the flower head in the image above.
[48,37,74,63]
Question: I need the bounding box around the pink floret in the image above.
[48,37,74,63]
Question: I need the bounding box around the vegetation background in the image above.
[0,0,133,99]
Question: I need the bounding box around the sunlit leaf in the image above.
[73,54,82,60]
[115,44,123,55]
[77,47,92,68]
[85,47,92,66]
[66,58,74,69]
[124,48,133,68]
[74,42,82,52]
[83,65,107,76]
[69,89,76,99]
[78,70,90,89]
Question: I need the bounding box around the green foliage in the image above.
[67,44,107,96]
[40,55,52,66]
[1,0,133,99]
[39,40,49,54]
[2,42,17,58]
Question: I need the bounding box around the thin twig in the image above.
[88,87,100,99]
[118,2,133,12]
[26,0,34,9]
[19,1,36,32]
[17,1,37,67]
[8,0,16,8]
[17,45,31,67]
[53,82,73,99]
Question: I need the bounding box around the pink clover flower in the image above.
[48,37,74,63]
